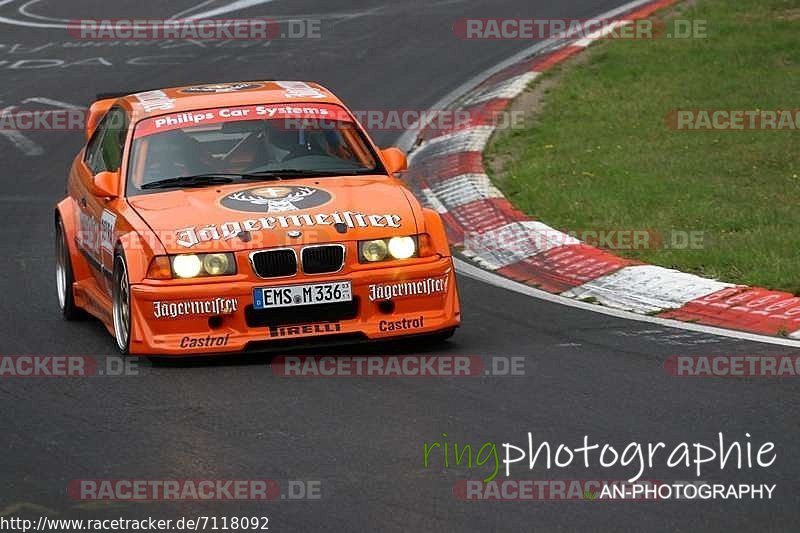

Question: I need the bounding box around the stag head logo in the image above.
[181,83,263,94]
[221,186,332,213]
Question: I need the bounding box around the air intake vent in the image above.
[302,245,345,274]
[245,298,360,328]
[251,249,297,278]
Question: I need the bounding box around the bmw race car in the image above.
[56,81,460,355]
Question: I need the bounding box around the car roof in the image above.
[115,81,346,122]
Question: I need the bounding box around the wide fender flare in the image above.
[116,231,164,284]
[422,208,452,257]
[55,198,92,282]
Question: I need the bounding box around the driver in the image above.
[142,129,214,181]
[267,123,328,161]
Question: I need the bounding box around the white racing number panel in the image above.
[253,281,353,310]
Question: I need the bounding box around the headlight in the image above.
[203,253,232,276]
[359,236,418,263]
[172,254,203,279]
[169,253,236,279]
[360,239,389,262]
[388,236,416,259]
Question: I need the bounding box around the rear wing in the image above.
[85,96,124,139]
[85,90,148,138]
[94,92,134,102]
[86,81,278,137]
[93,80,277,104]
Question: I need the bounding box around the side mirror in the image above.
[381,147,408,175]
[89,171,120,199]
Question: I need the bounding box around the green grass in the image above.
[486,0,800,293]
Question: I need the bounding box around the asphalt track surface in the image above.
[0,1,798,531]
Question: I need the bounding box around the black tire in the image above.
[112,251,131,355]
[55,217,84,321]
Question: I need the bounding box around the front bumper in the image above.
[127,256,460,355]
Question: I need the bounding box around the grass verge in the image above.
[486,0,800,293]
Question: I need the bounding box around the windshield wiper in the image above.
[141,174,240,190]
[241,169,374,179]
[141,169,374,190]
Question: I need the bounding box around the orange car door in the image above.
[78,107,127,295]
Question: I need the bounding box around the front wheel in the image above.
[112,252,131,354]
[55,217,83,320]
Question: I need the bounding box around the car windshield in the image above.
[127,103,381,194]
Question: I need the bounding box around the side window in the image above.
[101,109,128,171]
[85,108,128,174]
[84,119,107,173]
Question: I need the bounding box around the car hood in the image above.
[128,176,420,254]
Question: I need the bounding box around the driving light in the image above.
[361,240,389,262]
[203,253,232,276]
[146,256,172,280]
[172,254,203,278]
[388,236,416,260]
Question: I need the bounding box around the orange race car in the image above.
[55,81,460,355]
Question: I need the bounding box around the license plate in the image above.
[253,281,352,310]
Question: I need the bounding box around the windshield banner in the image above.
[133,103,353,139]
